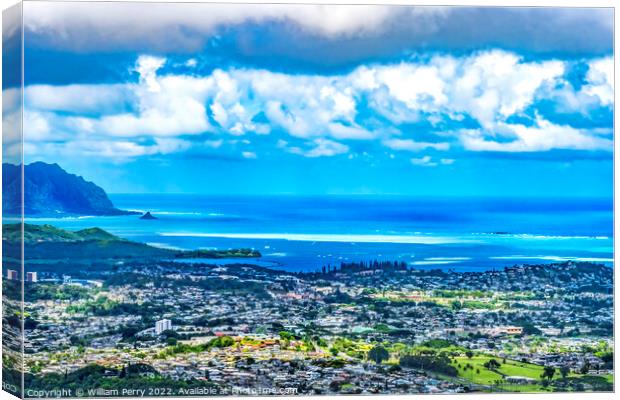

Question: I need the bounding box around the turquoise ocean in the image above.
[25,195,613,272]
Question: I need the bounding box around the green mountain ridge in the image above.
[2,223,260,261]
[3,224,123,244]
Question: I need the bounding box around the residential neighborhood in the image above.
[5,258,613,395]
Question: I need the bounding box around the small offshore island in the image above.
[140,212,158,220]
[2,223,613,396]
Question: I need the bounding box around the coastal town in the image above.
[4,250,613,395]
[2,1,616,397]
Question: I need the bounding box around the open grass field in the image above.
[454,355,545,381]
[453,355,555,392]
[452,355,613,393]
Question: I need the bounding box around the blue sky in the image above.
[4,3,614,197]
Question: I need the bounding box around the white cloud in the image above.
[152,138,192,154]
[328,123,375,140]
[27,57,213,139]
[203,139,224,149]
[242,151,257,159]
[382,138,449,152]
[25,84,132,114]
[98,101,209,137]
[18,50,612,160]
[210,102,229,127]
[409,155,454,167]
[410,156,437,167]
[25,138,191,162]
[375,63,448,111]
[23,111,52,141]
[582,57,614,107]
[460,117,612,152]
[320,86,356,118]
[546,57,614,115]
[265,100,313,138]
[135,55,166,92]
[289,138,349,158]
[449,51,565,128]
[347,51,566,127]
[2,88,22,154]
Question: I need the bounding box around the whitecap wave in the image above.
[410,260,456,265]
[25,215,98,221]
[157,232,478,245]
[490,255,613,262]
[265,252,288,257]
[145,242,185,251]
[480,233,611,240]
[155,211,203,215]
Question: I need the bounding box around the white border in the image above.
[0,1,616,400]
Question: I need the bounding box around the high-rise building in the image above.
[7,270,18,280]
[155,319,172,335]
[26,272,38,282]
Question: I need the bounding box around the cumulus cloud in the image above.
[25,84,133,114]
[345,51,568,131]
[408,156,455,167]
[288,138,350,158]
[582,57,614,107]
[449,52,565,127]
[242,151,257,159]
[23,56,213,139]
[135,55,166,92]
[548,56,614,115]
[24,137,192,162]
[203,139,224,149]
[328,123,375,140]
[460,117,613,152]
[2,88,23,156]
[383,138,449,152]
[18,50,613,160]
[410,156,437,167]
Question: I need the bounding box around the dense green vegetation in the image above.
[4,224,119,243]
[449,355,614,392]
[23,364,217,394]
[174,248,261,259]
[400,353,458,376]
[160,336,236,356]
[3,223,262,261]
[25,283,92,302]
[66,297,166,318]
